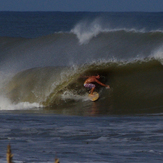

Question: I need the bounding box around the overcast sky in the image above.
[0,0,163,12]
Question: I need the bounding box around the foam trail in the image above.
[61,91,89,101]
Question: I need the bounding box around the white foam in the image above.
[71,18,105,44]
[0,95,42,111]
[61,91,89,101]
[150,45,163,64]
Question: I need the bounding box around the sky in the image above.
[0,0,163,12]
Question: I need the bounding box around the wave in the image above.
[1,58,163,114]
[70,17,163,44]
[1,28,163,71]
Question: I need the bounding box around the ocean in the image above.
[0,11,163,162]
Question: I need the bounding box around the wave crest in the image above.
[71,16,163,45]
[71,18,107,44]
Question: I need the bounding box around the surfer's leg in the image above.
[90,86,95,95]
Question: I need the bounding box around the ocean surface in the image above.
[0,11,163,162]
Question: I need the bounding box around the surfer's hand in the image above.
[106,85,110,89]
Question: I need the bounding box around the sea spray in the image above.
[71,18,105,44]
[151,45,163,64]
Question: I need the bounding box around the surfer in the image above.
[84,74,110,95]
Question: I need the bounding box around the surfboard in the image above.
[88,92,99,101]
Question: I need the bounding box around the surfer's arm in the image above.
[95,79,110,88]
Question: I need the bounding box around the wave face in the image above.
[0,12,163,114]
